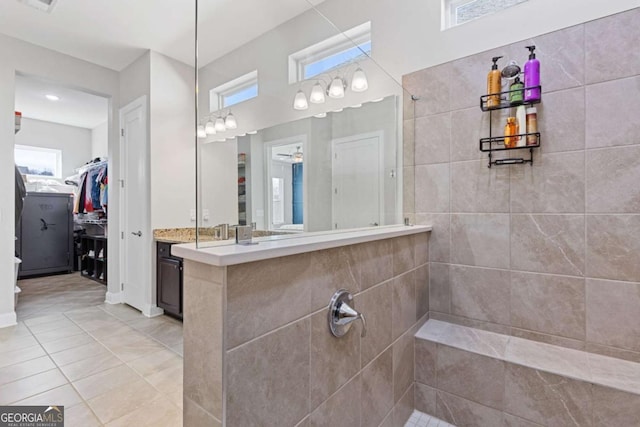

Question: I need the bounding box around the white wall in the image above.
[91,121,108,159]
[0,32,119,327]
[16,117,92,179]
[149,51,196,229]
[199,141,239,226]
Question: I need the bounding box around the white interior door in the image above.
[119,97,148,312]
[332,133,383,230]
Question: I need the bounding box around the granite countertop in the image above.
[153,227,294,244]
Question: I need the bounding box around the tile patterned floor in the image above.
[405,410,456,427]
[2,284,184,427]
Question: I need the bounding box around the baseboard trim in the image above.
[143,304,164,318]
[0,311,17,329]
[105,291,124,304]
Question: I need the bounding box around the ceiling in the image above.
[0,0,325,71]
[15,74,109,129]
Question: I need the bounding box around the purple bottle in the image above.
[524,45,541,102]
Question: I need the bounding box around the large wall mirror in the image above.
[195,0,412,246]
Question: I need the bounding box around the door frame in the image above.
[331,130,385,229]
[117,96,158,316]
[263,135,308,231]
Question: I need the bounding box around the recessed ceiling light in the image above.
[45,94,60,101]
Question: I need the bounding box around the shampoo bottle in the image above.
[504,117,518,148]
[510,76,524,104]
[487,56,503,108]
[516,105,526,147]
[524,46,541,102]
[526,107,538,146]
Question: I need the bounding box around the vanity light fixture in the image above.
[205,119,216,135]
[328,77,346,99]
[214,116,226,132]
[350,104,363,108]
[371,97,384,102]
[293,90,309,110]
[225,112,238,129]
[314,112,327,118]
[351,68,368,92]
[332,108,344,113]
[197,125,207,138]
[309,82,326,104]
[247,130,258,135]
[45,94,59,101]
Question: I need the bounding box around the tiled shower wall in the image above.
[403,8,640,362]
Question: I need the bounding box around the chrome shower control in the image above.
[328,289,367,338]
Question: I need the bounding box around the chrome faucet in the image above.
[328,289,367,338]
[212,224,229,240]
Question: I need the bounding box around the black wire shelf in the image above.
[479,132,541,152]
[480,85,542,111]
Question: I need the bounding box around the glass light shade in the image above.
[205,120,216,135]
[293,90,309,110]
[214,117,226,132]
[351,68,368,92]
[197,125,207,138]
[225,113,238,129]
[293,152,303,163]
[314,112,327,118]
[309,82,325,104]
[328,77,345,98]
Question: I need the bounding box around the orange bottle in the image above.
[504,117,518,148]
[487,56,503,108]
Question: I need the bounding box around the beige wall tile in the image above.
[361,348,393,427]
[586,215,640,282]
[587,279,640,353]
[511,272,586,340]
[586,76,640,149]
[451,160,510,213]
[393,235,416,276]
[358,239,394,291]
[451,265,510,325]
[511,214,585,276]
[403,63,452,118]
[436,345,505,410]
[226,319,310,427]
[393,330,414,403]
[403,166,415,215]
[451,107,488,163]
[429,262,451,314]
[510,328,585,351]
[511,151,585,213]
[392,271,417,340]
[415,265,429,320]
[183,260,224,283]
[585,342,640,364]
[392,383,414,427]
[503,413,544,427]
[183,275,223,418]
[592,385,640,427]
[415,163,450,214]
[585,8,640,84]
[504,363,592,426]
[415,383,436,416]
[451,214,510,269]
[416,214,450,263]
[436,390,504,427]
[587,145,640,213]
[403,119,415,167]
[227,254,312,348]
[310,311,360,410]
[309,375,361,427]
[310,246,361,311]
[537,87,586,154]
[415,113,451,165]
[414,232,429,266]
[359,281,393,366]
[184,397,221,427]
[415,339,437,387]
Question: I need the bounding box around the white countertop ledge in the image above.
[172,225,431,267]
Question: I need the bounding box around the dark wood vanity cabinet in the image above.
[157,242,183,319]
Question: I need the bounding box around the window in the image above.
[443,0,527,29]
[289,22,372,83]
[209,70,258,112]
[14,145,62,178]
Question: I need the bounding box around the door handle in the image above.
[369,222,379,226]
[131,231,142,237]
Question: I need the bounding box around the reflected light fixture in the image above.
[371,97,384,103]
[205,119,216,135]
[45,94,60,101]
[225,112,238,129]
[247,130,258,135]
[214,116,226,132]
[293,90,309,110]
[197,125,207,138]
[309,82,326,104]
[293,146,303,163]
[314,113,327,118]
[332,108,344,113]
[351,68,368,92]
[328,77,346,99]
[350,104,363,108]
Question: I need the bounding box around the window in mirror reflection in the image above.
[288,21,371,84]
[209,70,258,111]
